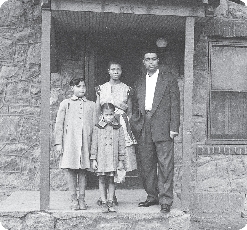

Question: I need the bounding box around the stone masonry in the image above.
[0,0,42,197]
[191,0,247,213]
[0,210,191,230]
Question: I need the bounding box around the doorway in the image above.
[94,36,145,89]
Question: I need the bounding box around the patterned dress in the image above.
[96,82,137,171]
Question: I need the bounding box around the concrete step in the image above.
[0,190,190,230]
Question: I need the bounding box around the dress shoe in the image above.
[107,200,117,212]
[97,195,118,206]
[101,202,109,213]
[138,200,159,207]
[160,204,171,213]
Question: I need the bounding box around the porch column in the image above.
[181,16,195,212]
[40,8,51,210]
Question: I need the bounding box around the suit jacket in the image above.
[130,67,180,142]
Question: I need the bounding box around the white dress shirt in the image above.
[144,69,179,138]
[145,69,159,111]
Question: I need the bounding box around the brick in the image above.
[202,146,209,155]
[196,146,203,155]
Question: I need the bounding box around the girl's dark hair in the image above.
[101,103,115,112]
[69,78,85,87]
[108,61,122,70]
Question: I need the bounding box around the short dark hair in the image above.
[101,103,115,112]
[69,78,85,87]
[142,49,159,59]
[108,61,122,70]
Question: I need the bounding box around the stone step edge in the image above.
[0,209,188,219]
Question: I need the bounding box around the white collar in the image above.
[146,69,159,78]
[71,95,87,101]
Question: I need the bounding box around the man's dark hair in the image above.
[142,49,159,59]
[69,78,85,86]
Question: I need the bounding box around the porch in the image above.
[0,190,191,230]
[0,189,246,229]
[40,0,220,211]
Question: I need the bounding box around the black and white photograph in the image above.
[1,0,247,229]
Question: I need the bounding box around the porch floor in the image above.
[0,189,181,213]
[0,190,192,230]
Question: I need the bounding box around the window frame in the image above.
[207,39,247,145]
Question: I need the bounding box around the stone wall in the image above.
[0,0,42,198]
[192,0,247,196]
[0,210,191,230]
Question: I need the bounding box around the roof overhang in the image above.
[43,0,221,43]
[51,0,204,17]
[52,11,187,39]
[42,0,220,17]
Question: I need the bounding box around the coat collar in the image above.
[96,117,121,129]
[71,95,87,101]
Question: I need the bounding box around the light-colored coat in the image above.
[54,97,96,169]
[90,120,125,173]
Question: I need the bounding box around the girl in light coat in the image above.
[54,78,96,210]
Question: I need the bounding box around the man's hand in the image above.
[118,161,124,170]
[54,144,63,158]
[170,131,178,139]
[92,160,98,170]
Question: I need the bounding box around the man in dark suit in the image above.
[130,50,180,213]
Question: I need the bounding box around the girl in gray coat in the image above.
[54,78,96,210]
[91,103,125,213]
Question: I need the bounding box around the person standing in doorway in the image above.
[95,61,137,205]
[130,50,180,213]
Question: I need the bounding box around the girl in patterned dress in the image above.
[95,61,138,206]
[95,61,137,172]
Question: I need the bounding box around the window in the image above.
[208,41,247,143]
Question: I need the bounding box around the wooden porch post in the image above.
[40,8,51,210]
[181,16,195,212]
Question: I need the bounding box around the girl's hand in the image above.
[118,161,124,170]
[92,160,98,170]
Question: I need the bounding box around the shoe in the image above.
[160,204,171,213]
[70,194,79,210]
[101,202,109,213]
[97,196,118,206]
[138,199,159,207]
[97,197,102,206]
[78,195,87,210]
[113,195,118,206]
[107,200,116,212]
